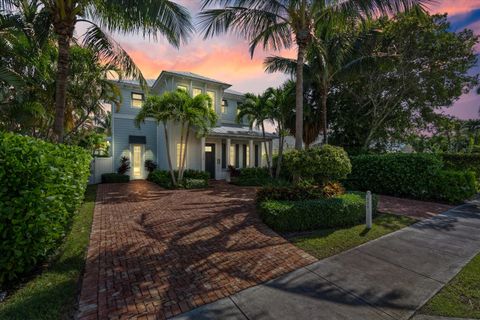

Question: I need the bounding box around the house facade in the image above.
[111,71,276,180]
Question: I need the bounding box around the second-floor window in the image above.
[131,92,144,108]
[193,88,202,97]
[207,91,215,110]
[237,102,243,116]
[221,99,228,114]
[177,85,188,92]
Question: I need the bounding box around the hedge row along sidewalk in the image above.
[0,185,97,320]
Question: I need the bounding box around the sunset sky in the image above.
[107,0,480,120]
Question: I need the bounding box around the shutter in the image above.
[255,144,259,167]
[235,144,239,168]
[222,143,226,169]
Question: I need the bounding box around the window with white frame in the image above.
[221,99,228,114]
[207,91,215,110]
[177,85,188,92]
[193,88,202,97]
[176,143,186,168]
[131,92,144,108]
[229,144,235,166]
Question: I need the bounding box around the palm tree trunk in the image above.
[163,122,177,186]
[261,122,273,177]
[178,122,185,181]
[276,133,285,179]
[180,125,190,181]
[295,43,306,150]
[321,86,328,145]
[53,26,73,143]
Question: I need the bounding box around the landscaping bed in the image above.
[148,169,209,189]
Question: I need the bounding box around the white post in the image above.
[201,137,206,171]
[366,191,372,229]
[226,138,231,182]
[249,140,254,168]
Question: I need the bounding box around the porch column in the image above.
[226,138,231,167]
[249,139,254,168]
[201,137,206,171]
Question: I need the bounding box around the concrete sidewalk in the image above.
[172,201,480,320]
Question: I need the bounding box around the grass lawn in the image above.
[290,213,415,260]
[0,185,97,320]
[420,253,480,319]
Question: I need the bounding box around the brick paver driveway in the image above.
[77,181,316,319]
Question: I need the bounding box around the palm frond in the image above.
[264,55,298,75]
[0,64,24,86]
[82,23,148,90]
[87,0,193,47]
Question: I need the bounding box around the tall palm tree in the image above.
[236,93,273,177]
[0,0,193,143]
[199,0,429,150]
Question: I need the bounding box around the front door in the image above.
[205,143,216,179]
[132,144,143,179]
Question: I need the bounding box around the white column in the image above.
[201,137,206,171]
[249,140,254,168]
[226,138,231,167]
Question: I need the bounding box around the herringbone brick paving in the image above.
[77,180,316,319]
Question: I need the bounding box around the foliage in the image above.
[322,182,346,198]
[144,160,157,174]
[347,153,477,204]
[291,213,415,260]
[117,156,130,175]
[148,169,209,189]
[0,185,97,319]
[283,145,351,184]
[259,192,378,232]
[101,173,130,184]
[256,184,323,203]
[136,90,218,185]
[227,165,241,178]
[328,10,479,152]
[441,153,480,180]
[231,167,272,186]
[0,132,91,284]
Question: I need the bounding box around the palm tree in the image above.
[236,93,273,177]
[0,0,193,143]
[199,0,429,150]
[135,90,217,186]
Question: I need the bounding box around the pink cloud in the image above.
[429,0,480,15]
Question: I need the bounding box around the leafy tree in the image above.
[0,0,193,142]
[236,93,273,177]
[329,10,479,152]
[199,0,427,150]
[135,90,217,186]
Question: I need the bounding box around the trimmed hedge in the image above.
[231,167,272,186]
[259,192,377,232]
[148,169,209,189]
[441,153,480,180]
[0,133,91,284]
[346,153,477,204]
[101,173,130,183]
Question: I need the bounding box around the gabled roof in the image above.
[154,70,231,88]
[113,79,156,87]
[224,88,245,97]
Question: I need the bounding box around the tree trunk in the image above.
[275,134,284,179]
[178,122,185,181]
[180,125,190,181]
[163,122,177,186]
[53,26,73,143]
[321,86,328,145]
[295,43,306,150]
[261,122,273,178]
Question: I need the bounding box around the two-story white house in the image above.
[111,71,276,180]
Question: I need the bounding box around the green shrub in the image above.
[232,167,272,186]
[440,153,480,180]
[101,173,130,183]
[259,192,377,232]
[346,153,477,204]
[184,178,208,189]
[148,169,209,189]
[0,132,91,284]
[283,145,351,183]
[346,153,443,199]
[431,170,478,204]
[256,184,323,203]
